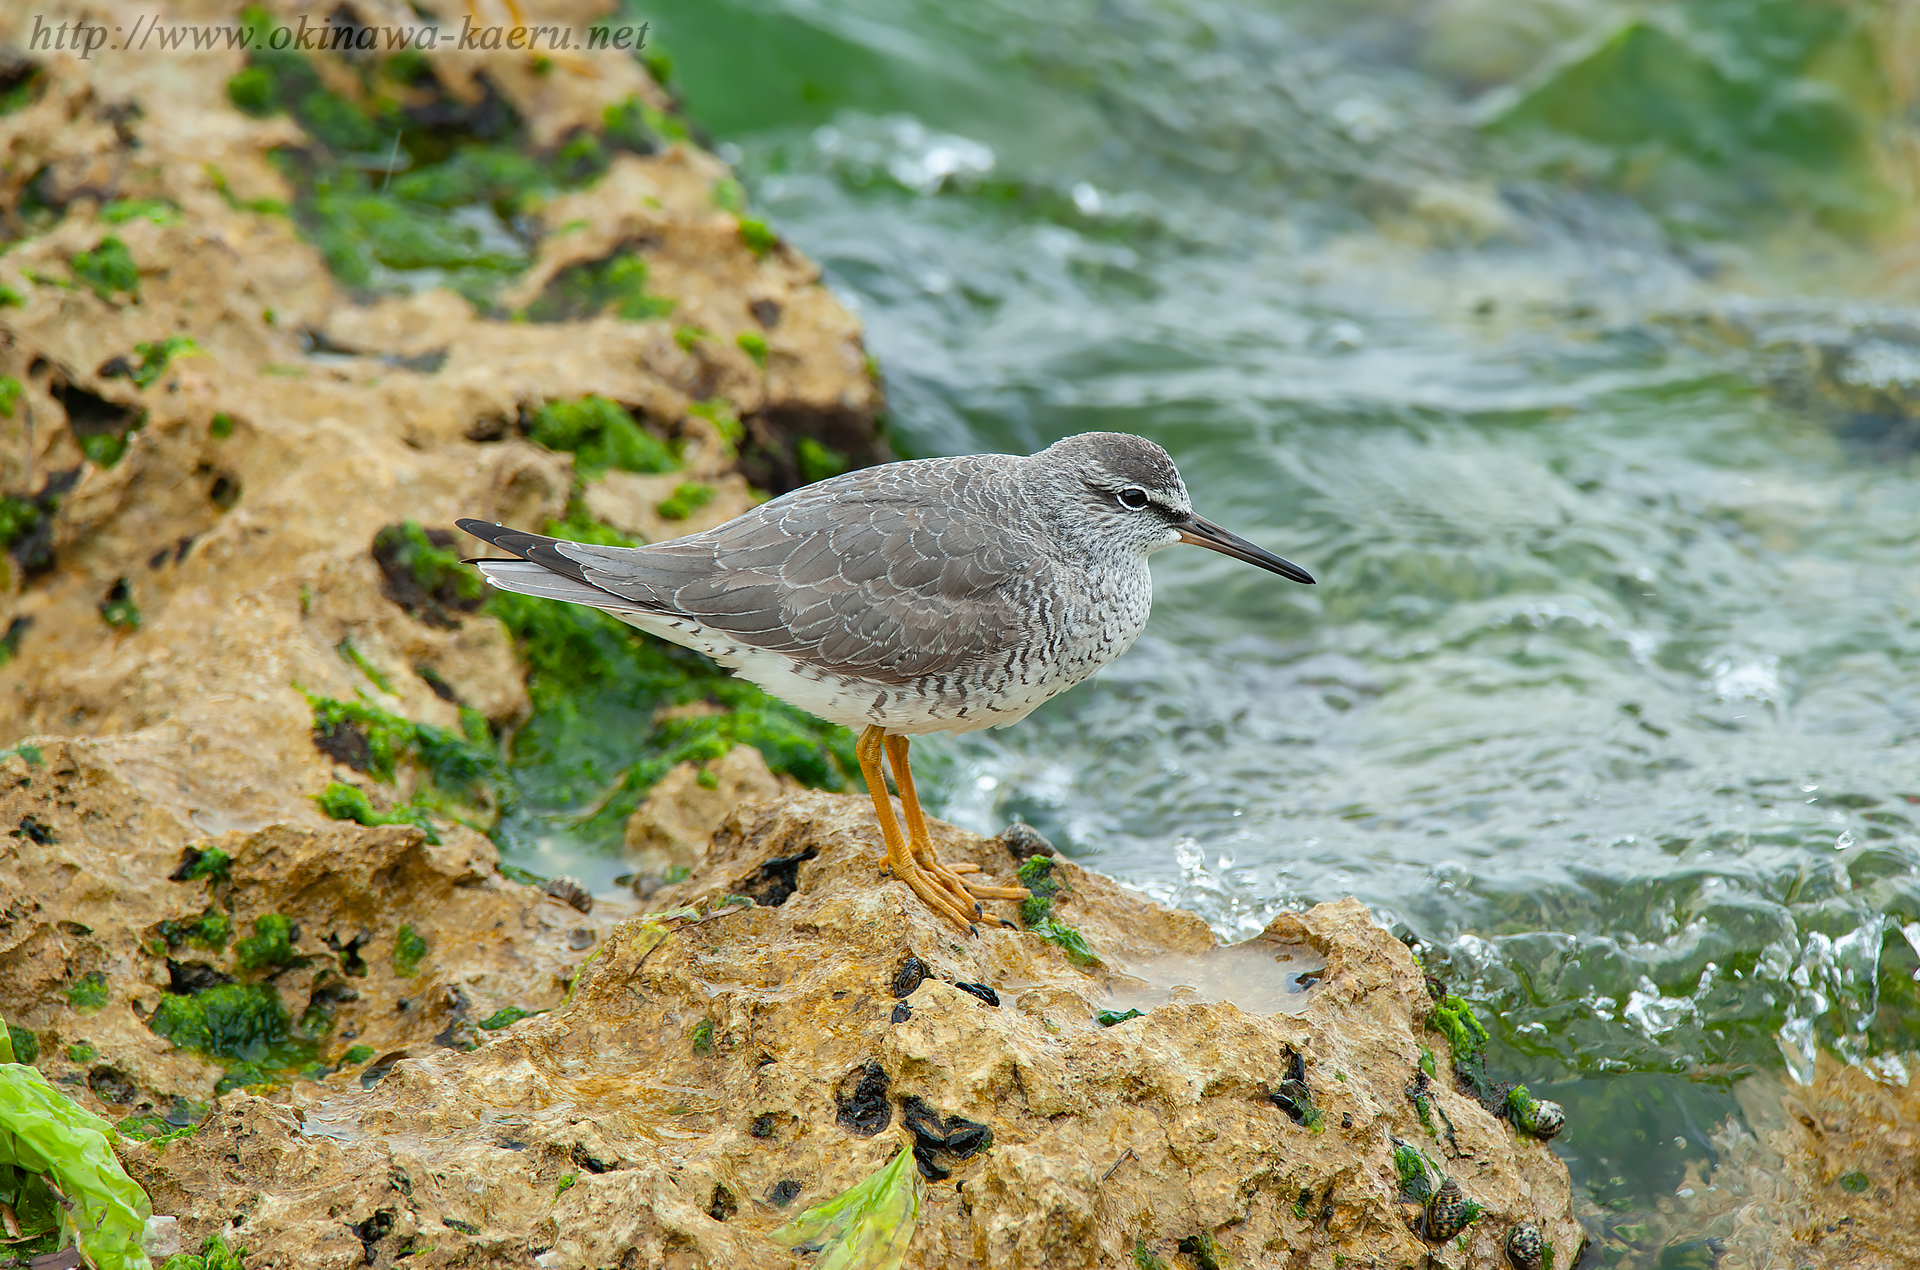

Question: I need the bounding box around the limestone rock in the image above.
[129,792,1582,1268]
[0,739,589,1114]
[623,743,788,875]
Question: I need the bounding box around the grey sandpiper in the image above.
[458,431,1313,933]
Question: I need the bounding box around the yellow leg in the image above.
[883,734,1029,907]
[858,726,975,934]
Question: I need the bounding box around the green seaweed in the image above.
[688,397,744,453]
[7,1024,38,1065]
[70,236,139,302]
[174,847,231,885]
[161,1232,246,1270]
[1179,1231,1236,1270]
[1429,994,1491,1093]
[738,217,777,258]
[797,437,849,485]
[0,374,23,417]
[1393,1140,1436,1203]
[335,638,395,694]
[312,781,439,843]
[306,694,494,796]
[527,396,677,479]
[655,481,715,520]
[341,1045,375,1066]
[210,412,234,440]
[65,1044,96,1065]
[735,331,768,367]
[0,494,38,549]
[373,522,484,612]
[0,285,21,308]
[156,909,232,953]
[1131,1244,1171,1270]
[81,425,139,469]
[0,63,44,115]
[478,1007,536,1031]
[522,251,675,323]
[234,915,298,971]
[66,972,108,1014]
[392,925,429,978]
[690,1019,714,1055]
[1028,916,1099,967]
[769,1145,923,1270]
[147,981,324,1094]
[1838,1169,1870,1194]
[100,198,182,226]
[0,1061,154,1270]
[1096,1009,1143,1027]
[129,336,202,389]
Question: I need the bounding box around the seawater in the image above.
[627,0,1920,1254]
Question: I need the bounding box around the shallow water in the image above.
[585,0,1920,1254]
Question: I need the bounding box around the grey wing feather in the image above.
[459,456,1032,684]
[473,559,644,609]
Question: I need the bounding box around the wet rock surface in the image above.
[121,792,1583,1268]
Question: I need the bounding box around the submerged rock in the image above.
[125,791,1582,1268]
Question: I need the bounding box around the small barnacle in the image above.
[1506,1085,1566,1140]
[1423,1176,1480,1243]
[1505,1221,1547,1270]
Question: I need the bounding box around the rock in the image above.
[0,739,588,1113]
[1599,1052,1920,1269]
[123,791,1581,1268]
[623,743,787,875]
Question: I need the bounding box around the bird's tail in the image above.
[457,517,646,612]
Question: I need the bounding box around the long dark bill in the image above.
[1177,513,1315,585]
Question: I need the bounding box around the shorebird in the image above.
[458,432,1313,933]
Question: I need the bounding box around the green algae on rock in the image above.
[527,396,677,479]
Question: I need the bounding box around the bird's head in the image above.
[1028,432,1315,584]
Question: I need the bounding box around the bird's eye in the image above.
[1116,487,1150,511]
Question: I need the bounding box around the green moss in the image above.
[70,237,139,302]
[341,1045,375,1065]
[1096,1009,1143,1027]
[101,199,182,226]
[737,217,776,257]
[735,331,767,367]
[161,1232,245,1270]
[234,914,298,971]
[655,481,715,521]
[478,1007,535,1031]
[210,412,234,440]
[0,375,23,418]
[392,925,429,978]
[7,1024,38,1065]
[523,253,675,323]
[67,972,109,1014]
[528,396,677,479]
[796,437,849,485]
[66,1043,96,1064]
[128,336,202,389]
[690,1019,714,1055]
